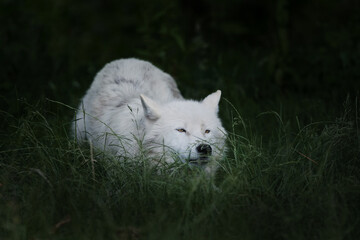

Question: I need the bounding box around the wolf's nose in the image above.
[196,144,212,155]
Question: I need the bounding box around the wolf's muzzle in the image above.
[188,144,212,166]
[188,157,210,166]
[196,144,212,156]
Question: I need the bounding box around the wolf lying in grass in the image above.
[72,58,226,173]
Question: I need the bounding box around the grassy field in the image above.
[1,96,359,239]
[1,0,360,239]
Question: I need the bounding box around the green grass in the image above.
[1,98,359,240]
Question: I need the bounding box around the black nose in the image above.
[196,144,212,155]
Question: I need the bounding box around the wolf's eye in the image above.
[176,128,186,133]
[205,129,211,134]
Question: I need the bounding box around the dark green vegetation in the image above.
[1,0,360,239]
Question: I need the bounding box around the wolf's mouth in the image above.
[188,157,210,166]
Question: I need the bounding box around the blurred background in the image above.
[1,0,360,127]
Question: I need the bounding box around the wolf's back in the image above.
[90,58,182,106]
[72,58,183,142]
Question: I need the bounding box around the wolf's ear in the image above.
[140,94,161,120]
[202,90,221,112]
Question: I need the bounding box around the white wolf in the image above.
[72,58,226,173]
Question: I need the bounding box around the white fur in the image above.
[72,58,226,173]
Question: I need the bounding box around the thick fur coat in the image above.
[72,58,226,173]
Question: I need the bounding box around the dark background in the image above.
[1,1,360,239]
[1,0,360,124]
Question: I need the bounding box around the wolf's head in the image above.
[140,90,226,167]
